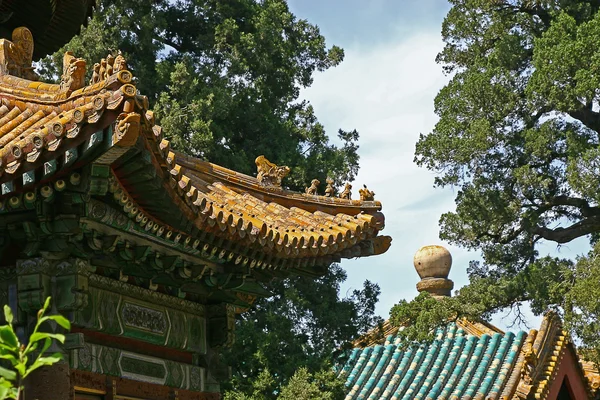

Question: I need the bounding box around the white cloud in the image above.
[301,33,470,317]
[300,30,554,331]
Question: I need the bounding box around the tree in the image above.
[393,0,600,365]
[224,265,381,397]
[224,368,345,400]
[41,0,381,394]
[39,0,359,191]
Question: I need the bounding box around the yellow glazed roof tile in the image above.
[0,37,391,270]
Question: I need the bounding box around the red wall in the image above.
[546,347,590,400]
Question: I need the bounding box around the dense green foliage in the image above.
[391,0,600,365]
[0,297,70,400]
[224,265,381,397]
[39,0,359,191]
[42,0,381,395]
[224,368,344,400]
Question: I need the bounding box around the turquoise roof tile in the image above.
[342,323,527,400]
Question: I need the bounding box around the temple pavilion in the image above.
[342,246,600,400]
[0,2,392,399]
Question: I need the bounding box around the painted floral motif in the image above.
[121,302,167,334]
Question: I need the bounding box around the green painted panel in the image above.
[120,355,166,379]
[72,343,208,391]
[73,287,98,329]
[166,309,187,349]
[190,367,203,391]
[99,346,120,376]
[97,290,121,335]
[165,360,184,388]
[119,301,167,346]
[186,315,206,353]
[73,283,206,353]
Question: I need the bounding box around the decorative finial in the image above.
[359,184,375,201]
[325,178,335,197]
[255,155,290,188]
[339,183,352,200]
[305,179,320,195]
[413,245,454,298]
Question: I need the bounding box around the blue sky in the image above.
[287,0,591,330]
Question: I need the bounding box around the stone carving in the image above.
[305,179,320,195]
[54,258,95,276]
[339,183,352,200]
[325,178,335,197]
[359,184,375,201]
[0,27,37,80]
[60,51,87,93]
[255,155,290,188]
[121,302,168,334]
[17,257,93,276]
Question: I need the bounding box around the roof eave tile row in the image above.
[341,324,527,400]
[145,135,390,261]
[0,54,391,270]
[0,70,135,183]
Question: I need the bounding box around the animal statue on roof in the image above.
[255,155,290,188]
[359,184,375,201]
[91,62,100,84]
[339,183,352,200]
[113,50,127,73]
[305,179,320,195]
[60,51,86,93]
[325,178,335,197]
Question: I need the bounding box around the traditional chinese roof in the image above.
[342,246,599,399]
[0,30,390,307]
[0,0,94,59]
[341,314,599,400]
